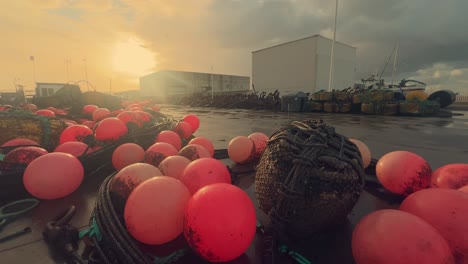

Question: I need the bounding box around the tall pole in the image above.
[83,58,90,91]
[328,0,338,92]
[391,40,399,86]
[30,56,36,84]
[211,65,214,102]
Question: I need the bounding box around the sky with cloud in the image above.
[1,0,467,95]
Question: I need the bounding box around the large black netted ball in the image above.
[255,120,365,240]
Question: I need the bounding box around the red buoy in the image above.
[155,131,182,151]
[81,120,96,129]
[183,114,200,133]
[352,209,453,264]
[35,109,56,117]
[94,118,128,143]
[174,121,193,139]
[1,138,39,150]
[59,125,93,145]
[23,153,84,199]
[184,183,256,262]
[4,146,48,165]
[82,105,98,115]
[376,151,432,196]
[178,144,211,161]
[248,132,269,159]
[228,136,254,164]
[349,139,372,169]
[188,137,214,157]
[54,141,90,157]
[117,111,143,128]
[431,163,468,189]
[92,108,111,122]
[179,158,231,195]
[125,176,191,245]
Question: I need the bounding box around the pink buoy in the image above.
[178,144,211,161]
[144,142,178,167]
[184,183,256,262]
[125,177,191,245]
[349,139,371,169]
[179,158,231,195]
[228,136,254,164]
[23,153,84,199]
[188,137,214,157]
[112,143,145,170]
[248,132,269,159]
[158,156,191,180]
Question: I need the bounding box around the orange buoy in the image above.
[174,121,193,139]
[59,125,93,145]
[35,109,56,117]
[4,146,48,165]
[158,156,191,180]
[178,144,211,161]
[125,176,191,245]
[352,209,453,264]
[184,183,256,262]
[92,108,111,122]
[23,153,84,199]
[188,137,214,157]
[94,118,128,143]
[156,131,182,151]
[349,139,372,169]
[54,141,90,157]
[144,142,178,167]
[183,114,200,133]
[228,136,254,164]
[376,151,431,196]
[112,143,145,170]
[248,132,269,159]
[400,188,468,262]
[179,158,231,195]
[109,162,162,202]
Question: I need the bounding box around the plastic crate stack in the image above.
[309,90,352,113]
[356,90,399,115]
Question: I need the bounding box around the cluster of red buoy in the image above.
[2,102,258,261]
[349,140,468,264]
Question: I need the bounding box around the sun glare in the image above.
[112,38,156,76]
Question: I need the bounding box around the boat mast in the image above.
[391,40,399,86]
[328,0,338,92]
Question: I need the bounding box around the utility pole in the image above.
[30,56,36,84]
[211,65,214,102]
[83,58,90,91]
[328,0,338,92]
[65,59,71,82]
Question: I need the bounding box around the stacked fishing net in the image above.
[255,120,365,242]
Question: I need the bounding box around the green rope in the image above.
[79,216,102,241]
[152,248,188,264]
[278,245,312,264]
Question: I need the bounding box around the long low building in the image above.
[252,34,356,95]
[140,70,251,102]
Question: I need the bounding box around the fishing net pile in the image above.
[255,120,365,241]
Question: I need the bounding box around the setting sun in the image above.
[112,38,156,77]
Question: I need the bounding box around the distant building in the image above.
[251,35,356,95]
[114,90,141,99]
[35,82,79,97]
[139,70,250,101]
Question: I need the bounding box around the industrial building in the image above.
[139,70,250,101]
[35,82,80,97]
[251,35,356,95]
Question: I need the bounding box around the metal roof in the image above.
[252,34,356,53]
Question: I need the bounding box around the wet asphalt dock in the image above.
[1,106,467,264]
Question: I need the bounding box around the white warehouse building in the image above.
[140,70,250,101]
[252,35,356,95]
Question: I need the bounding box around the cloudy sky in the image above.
[1,0,467,94]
